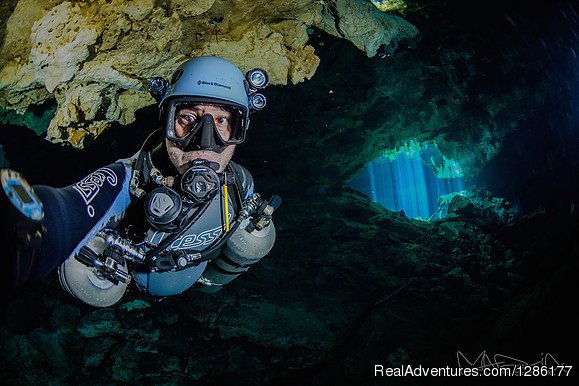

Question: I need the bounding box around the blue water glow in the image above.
[347,142,467,219]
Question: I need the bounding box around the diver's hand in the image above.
[0,169,46,293]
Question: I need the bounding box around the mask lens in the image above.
[175,109,198,138]
[213,108,233,142]
[214,107,245,144]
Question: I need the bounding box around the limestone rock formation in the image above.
[0,0,418,148]
[318,0,418,57]
[369,0,408,13]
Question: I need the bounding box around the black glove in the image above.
[0,169,46,296]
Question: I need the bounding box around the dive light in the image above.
[246,68,269,89]
[248,93,267,110]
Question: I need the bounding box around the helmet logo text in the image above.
[197,80,231,90]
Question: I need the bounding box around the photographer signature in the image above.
[457,351,563,369]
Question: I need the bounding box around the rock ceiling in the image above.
[0,0,417,147]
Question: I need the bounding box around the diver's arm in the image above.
[1,160,133,291]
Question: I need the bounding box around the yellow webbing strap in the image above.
[224,180,230,233]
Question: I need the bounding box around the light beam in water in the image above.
[347,141,466,219]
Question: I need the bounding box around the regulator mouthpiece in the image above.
[181,159,221,203]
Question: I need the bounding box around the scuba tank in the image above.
[58,233,130,307]
[198,194,279,292]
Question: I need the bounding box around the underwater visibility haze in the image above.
[0,0,578,385]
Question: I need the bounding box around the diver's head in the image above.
[151,56,269,173]
[165,103,237,173]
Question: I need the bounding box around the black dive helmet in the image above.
[149,56,269,153]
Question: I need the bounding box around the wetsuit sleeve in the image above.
[31,160,133,280]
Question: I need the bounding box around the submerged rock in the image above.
[370,0,408,14]
[77,308,123,337]
[319,0,418,57]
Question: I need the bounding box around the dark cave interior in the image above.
[1,0,578,385]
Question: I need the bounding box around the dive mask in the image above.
[165,99,248,152]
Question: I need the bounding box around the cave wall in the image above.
[0,0,417,148]
[245,10,574,190]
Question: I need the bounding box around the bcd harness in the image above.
[74,128,248,284]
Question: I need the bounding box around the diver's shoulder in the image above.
[229,160,251,177]
[229,161,254,198]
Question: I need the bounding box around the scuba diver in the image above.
[0,56,280,307]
